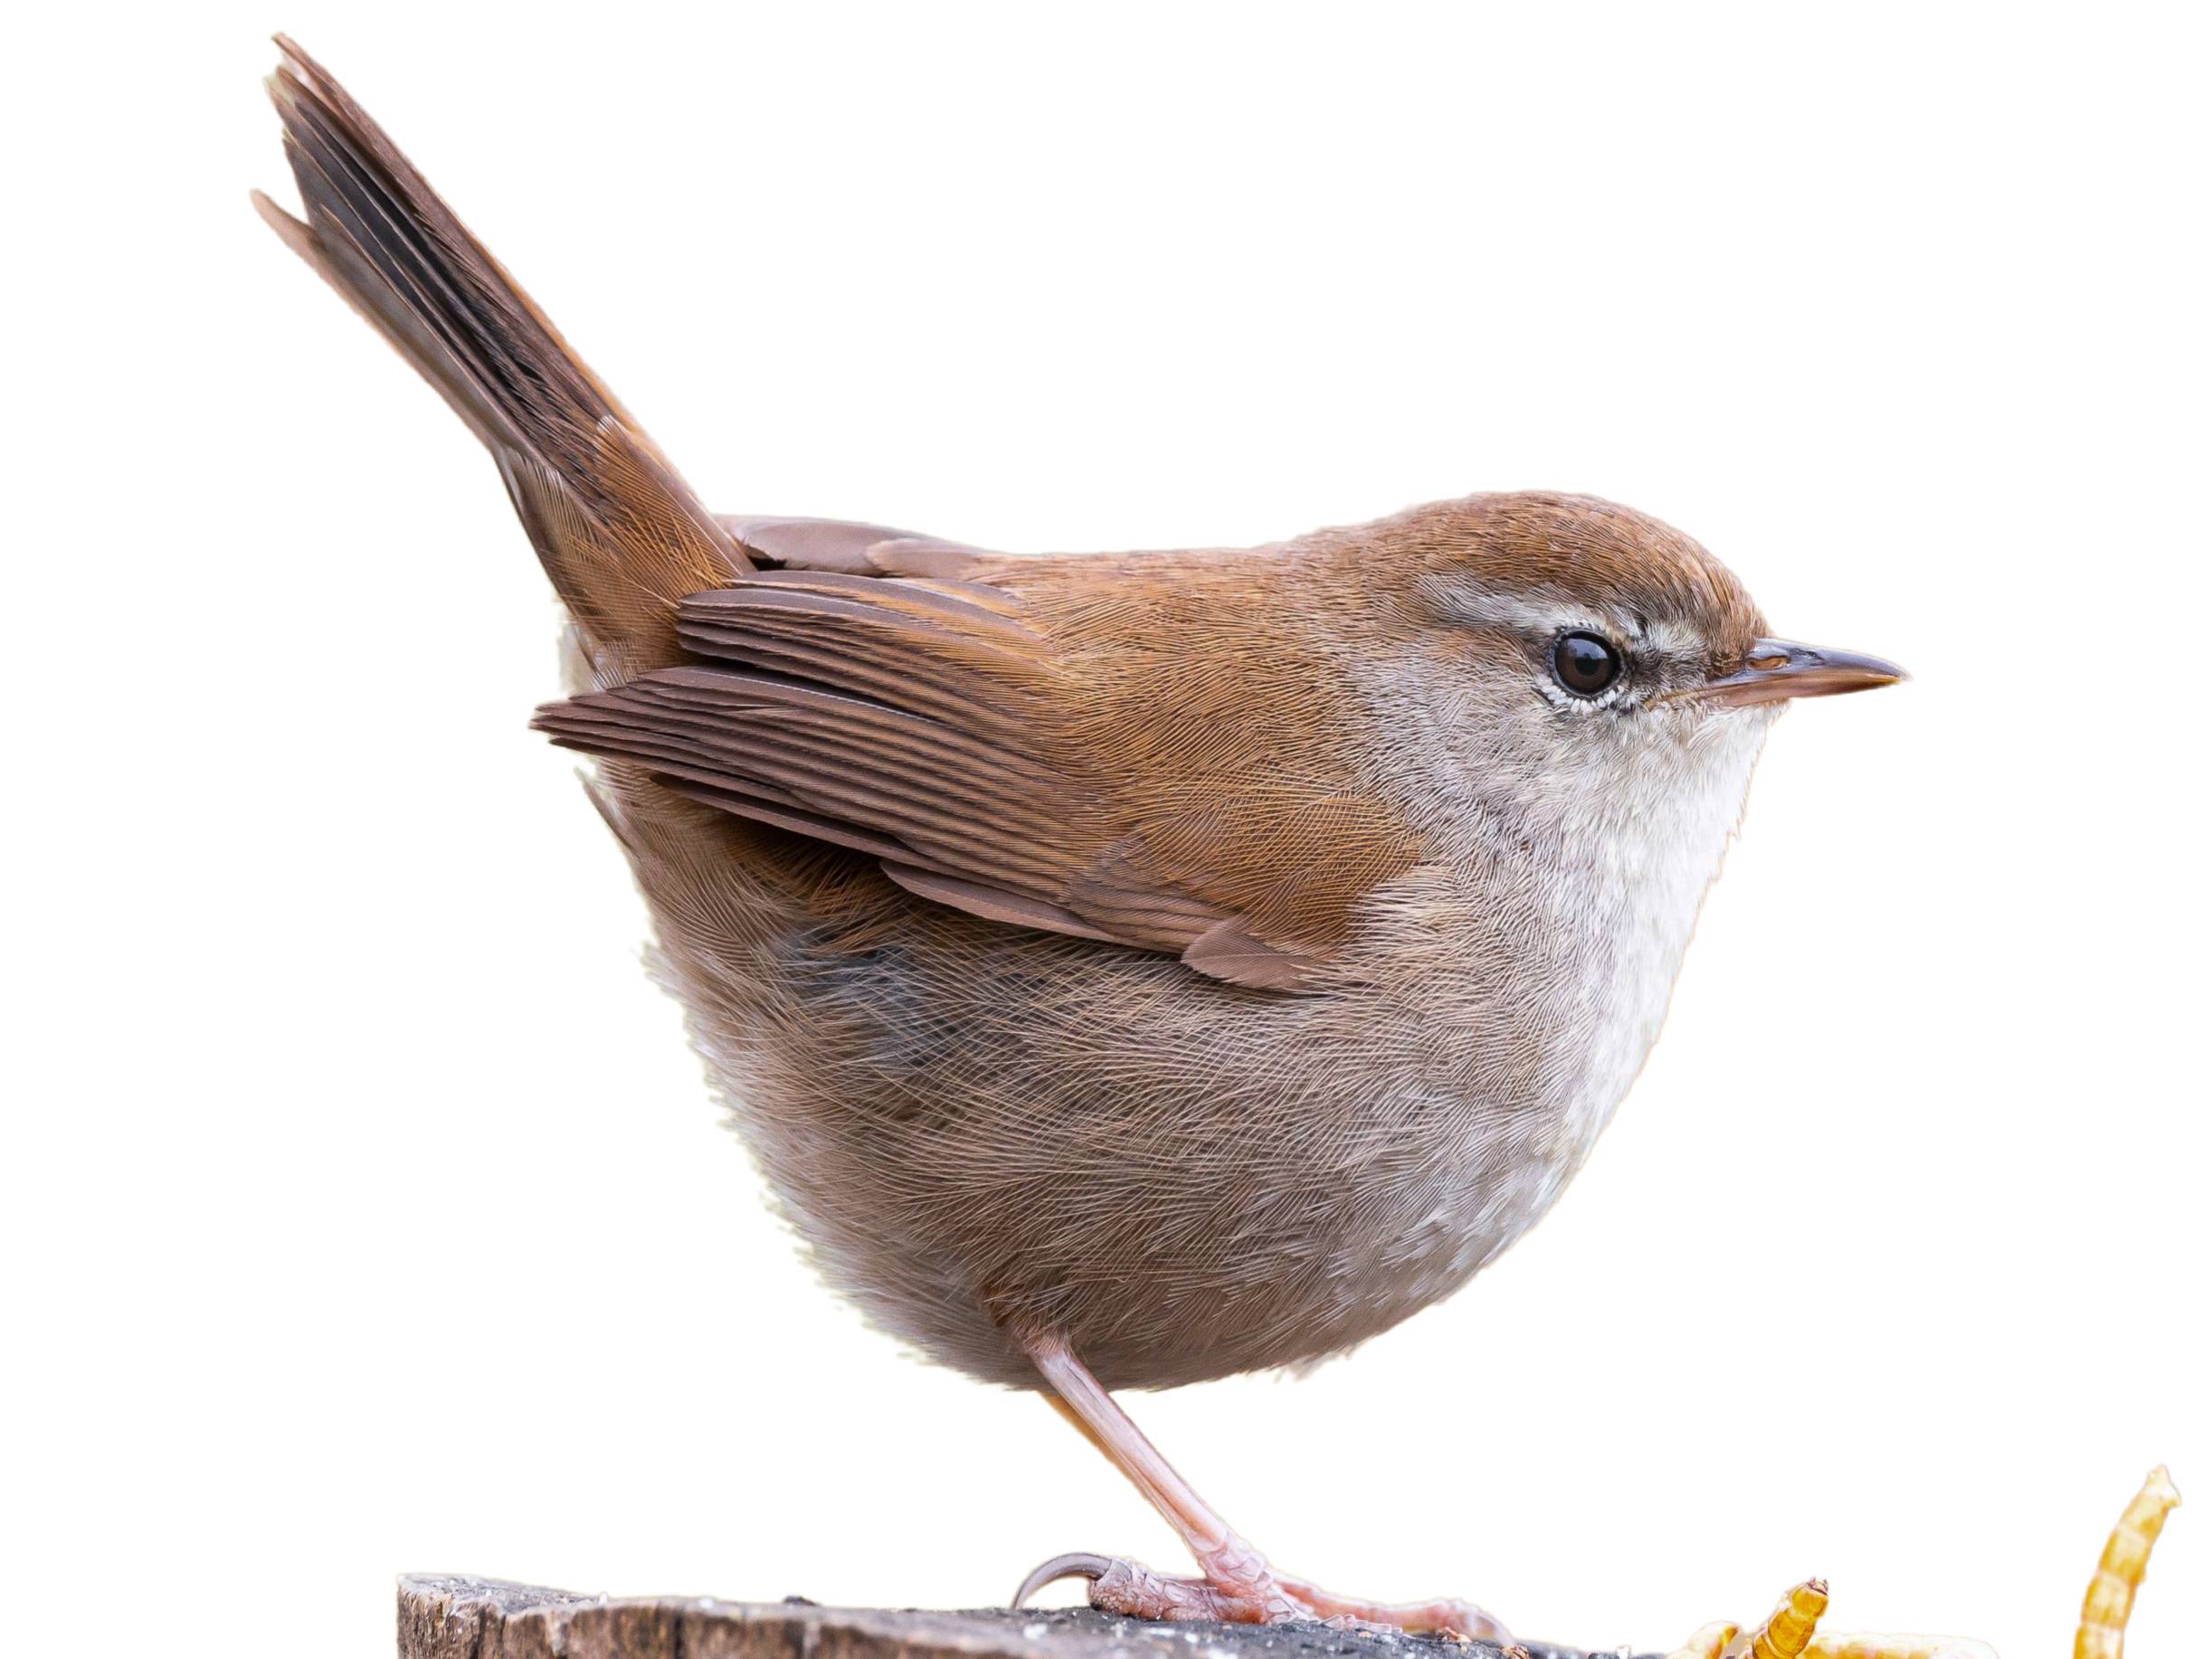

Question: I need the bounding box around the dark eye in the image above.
[1552,630,1623,697]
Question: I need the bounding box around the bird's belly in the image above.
[671,889,1660,1393]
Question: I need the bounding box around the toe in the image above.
[1012,1552,1117,1609]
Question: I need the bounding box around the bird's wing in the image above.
[533,550,1425,991]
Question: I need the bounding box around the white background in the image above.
[5,6,2206,1657]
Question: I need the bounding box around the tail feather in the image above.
[258,35,744,678]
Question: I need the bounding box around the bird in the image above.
[255,37,1903,1641]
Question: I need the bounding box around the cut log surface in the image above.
[397,1576,1645,1659]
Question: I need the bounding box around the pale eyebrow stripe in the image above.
[1419,577,1630,641]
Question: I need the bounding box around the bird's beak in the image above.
[1678,638,1908,709]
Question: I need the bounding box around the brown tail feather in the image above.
[258,34,745,678]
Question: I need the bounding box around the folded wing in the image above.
[535,536,1423,991]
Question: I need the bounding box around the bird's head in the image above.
[1341,491,1903,854]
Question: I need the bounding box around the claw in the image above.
[1013,1551,1115,1609]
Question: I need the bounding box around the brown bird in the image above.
[257,38,1903,1640]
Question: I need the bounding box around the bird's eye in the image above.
[1552,631,1623,697]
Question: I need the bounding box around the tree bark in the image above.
[396,1576,1630,1659]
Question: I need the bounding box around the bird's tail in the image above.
[255,35,745,679]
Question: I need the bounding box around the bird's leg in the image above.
[1013,1332,1296,1624]
[1011,1332,1510,1641]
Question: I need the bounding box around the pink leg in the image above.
[1011,1332,1512,1642]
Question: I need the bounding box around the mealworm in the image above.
[2074,1464,2182,1659]
[1742,1579,1830,1659]
[1667,1618,1741,1659]
[1804,1635,1998,1659]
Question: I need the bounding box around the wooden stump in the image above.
[396,1576,1634,1659]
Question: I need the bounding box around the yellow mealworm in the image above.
[2074,1465,2182,1659]
[1742,1579,1830,1659]
[1805,1635,1998,1659]
[1668,1619,1742,1659]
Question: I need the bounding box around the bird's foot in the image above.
[1016,1550,1296,1625]
[1275,1573,1514,1644]
[1015,1537,1511,1642]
